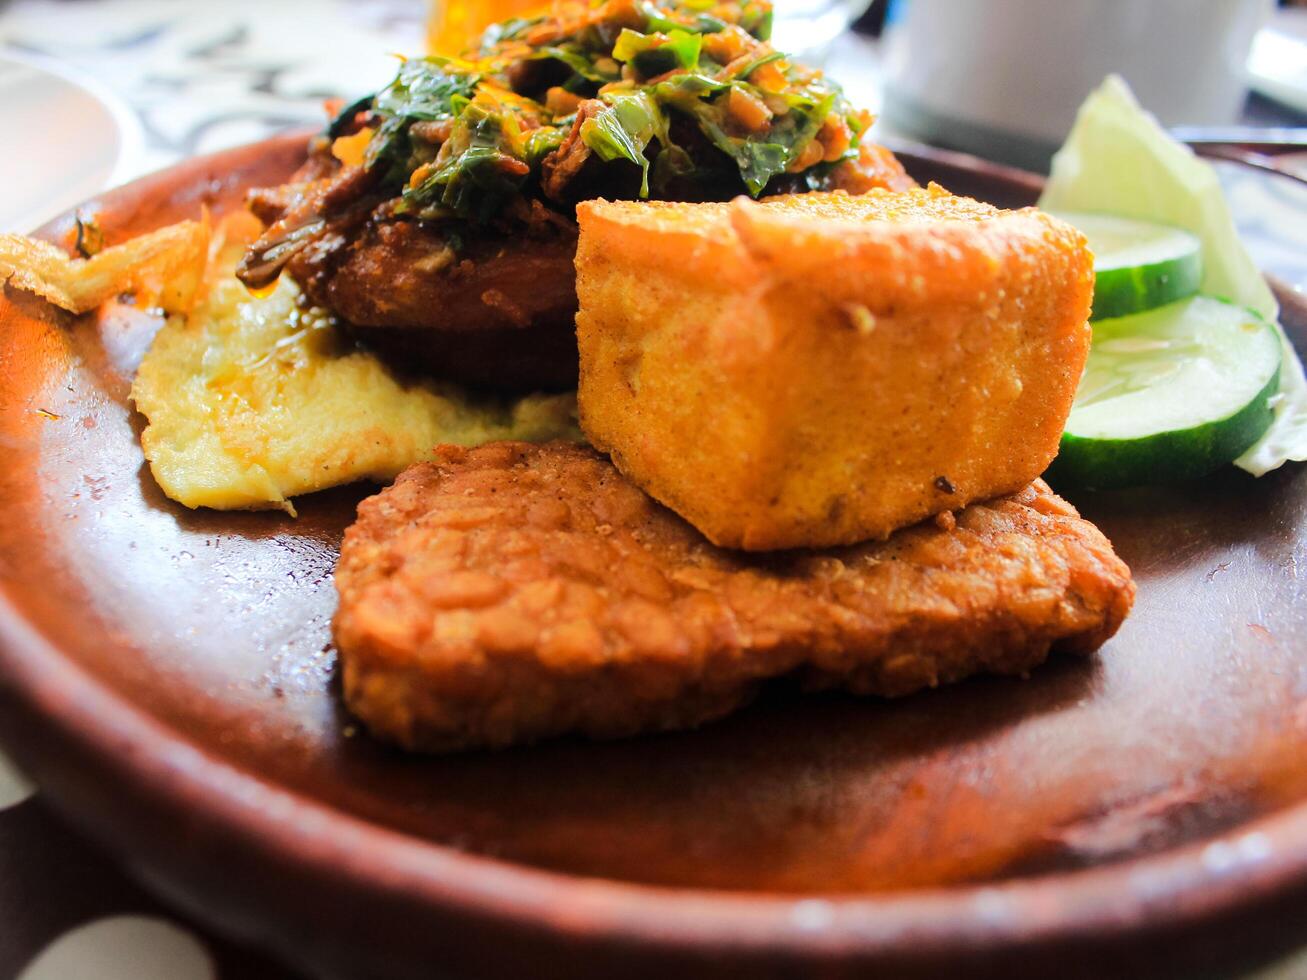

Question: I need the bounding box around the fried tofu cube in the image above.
[574,186,1094,550]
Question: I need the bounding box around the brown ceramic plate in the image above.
[2,134,1307,980]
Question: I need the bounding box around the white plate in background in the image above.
[0,50,144,233]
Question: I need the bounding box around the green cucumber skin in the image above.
[1090,250,1203,321]
[1047,362,1281,492]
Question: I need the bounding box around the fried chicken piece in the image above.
[237,125,916,391]
[302,212,582,391]
[334,442,1134,752]
[240,157,582,391]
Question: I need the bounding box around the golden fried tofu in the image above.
[574,186,1095,550]
[333,443,1134,752]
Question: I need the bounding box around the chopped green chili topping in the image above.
[328,0,870,221]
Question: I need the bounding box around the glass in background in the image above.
[427,0,873,59]
[428,0,544,54]
[770,0,871,58]
[879,0,1273,171]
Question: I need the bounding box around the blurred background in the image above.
[0,1,1306,978]
[1,0,1304,232]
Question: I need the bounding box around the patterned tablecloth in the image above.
[1,2,1306,978]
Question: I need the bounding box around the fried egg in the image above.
[132,253,579,516]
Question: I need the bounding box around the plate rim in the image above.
[2,132,1307,975]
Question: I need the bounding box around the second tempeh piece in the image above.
[334,443,1133,752]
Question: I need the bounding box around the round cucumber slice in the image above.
[1053,211,1203,320]
[1049,296,1281,491]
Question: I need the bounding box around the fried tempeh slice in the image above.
[334,442,1134,752]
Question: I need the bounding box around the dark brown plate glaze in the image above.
[3,134,1307,980]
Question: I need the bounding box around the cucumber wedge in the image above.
[1049,296,1281,491]
[1053,211,1203,320]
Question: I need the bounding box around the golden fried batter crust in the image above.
[334,442,1134,752]
[308,216,582,390]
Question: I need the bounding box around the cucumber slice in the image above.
[1039,76,1277,323]
[1049,296,1282,491]
[1053,211,1203,320]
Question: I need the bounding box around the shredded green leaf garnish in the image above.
[326,0,867,221]
[582,93,663,195]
